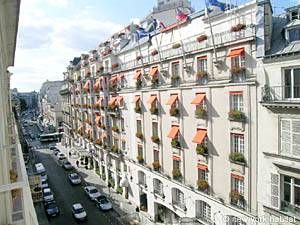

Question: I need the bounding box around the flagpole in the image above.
[205,0,219,64]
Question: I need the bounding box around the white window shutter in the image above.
[281,119,291,154]
[270,173,280,210]
[292,120,300,157]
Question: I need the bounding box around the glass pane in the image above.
[284,182,291,203]
[295,185,300,206]
[285,69,292,98]
[284,176,291,183]
[294,69,300,98]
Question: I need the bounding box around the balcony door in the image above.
[284,68,300,99]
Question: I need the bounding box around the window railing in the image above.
[281,200,300,217]
[262,85,300,102]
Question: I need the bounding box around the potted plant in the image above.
[195,107,207,119]
[151,135,160,144]
[171,75,180,86]
[136,131,143,139]
[136,79,142,89]
[151,77,159,87]
[197,179,209,192]
[172,168,182,180]
[112,125,119,133]
[196,34,208,42]
[196,71,208,78]
[150,106,158,115]
[95,139,102,146]
[229,152,246,164]
[228,110,246,122]
[171,139,181,148]
[111,145,119,153]
[135,105,142,113]
[196,144,208,155]
[137,155,144,164]
[172,43,181,49]
[169,107,179,117]
[151,49,158,56]
[231,24,246,32]
[230,66,246,74]
[230,191,244,205]
[152,160,161,171]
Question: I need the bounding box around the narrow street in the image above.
[26,123,122,225]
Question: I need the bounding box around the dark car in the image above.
[62,161,73,170]
[49,146,57,151]
[44,201,59,218]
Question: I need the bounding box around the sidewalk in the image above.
[56,143,156,225]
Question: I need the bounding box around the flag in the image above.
[207,0,226,11]
[135,27,150,41]
[175,8,188,22]
[145,18,166,33]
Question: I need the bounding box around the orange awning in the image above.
[93,78,100,91]
[150,67,158,77]
[197,164,208,170]
[96,97,103,106]
[133,70,142,80]
[229,91,243,95]
[95,115,101,125]
[83,80,91,91]
[192,129,207,144]
[167,126,179,139]
[166,95,178,105]
[117,96,123,106]
[191,93,206,105]
[231,173,244,181]
[134,95,140,103]
[108,97,117,106]
[172,155,181,161]
[227,48,244,58]
[147,95,157,104]
[110,75,118,83]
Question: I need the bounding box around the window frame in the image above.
[230,92,244,112]
[231,133,245,154]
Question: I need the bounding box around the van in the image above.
[35,163,47,180]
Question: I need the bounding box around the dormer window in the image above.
[289,28,300,42]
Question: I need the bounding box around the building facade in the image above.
[62,1,261,224]
[0,0,39,224]
[17,91,38,110]
[257,3,300,225]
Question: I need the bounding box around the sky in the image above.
[11,0,299,92]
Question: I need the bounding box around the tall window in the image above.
[121,140,126,151]
[231,176,245,208]
[230,92,243,111]
[197,56,207,72]
[195,200,211,222]
[138,171,146,186]
[231,133,244,154]
[153,150,159,161]
[153,178,163,196]
[231,54,245,69]
[173,160,180,170]
[289,28,300,42]
[136,120,142,133]
[121,117,125,131]
[172,62,180,77]
[232,177,244,195]
[284,68,300,99]
[172,188,185,209]
[281,118,300,158]
[198,168,208,181]
[91,65,96,76]
[138,145,143,157]
[113,137,118,146]
[283,175,300,209]
[152,122,158,137]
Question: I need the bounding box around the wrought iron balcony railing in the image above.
[261,85,300,102]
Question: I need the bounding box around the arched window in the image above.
[172,188,185,209]
[138,171,146,186]
[153,178,163,196]
[195,200,211,223]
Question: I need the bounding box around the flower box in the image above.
[150,106,158,115]
[170,107,180,117]
[95,139,102,146]
[196,35,208,42]
[230,191,245,206]
[195,108,207,119]
[172,43,181,49]
[152,160,161,171]
[228,110,246,122]
[172,168,182,181]
[196,71,208,78]
[112,125,120,133]
[136,132,143,140]
[134,105,142,113]
[171,139,181,148]
[196,144,208,155]
[229,152,246,164]
[230,66,246,74]
[111,145,119,153]
[77,75,81,81]
[136,79,142,89]
[151,135,160,144]
[136,56,142,61]
[151,77,159,87]
[197,179,209,192]
[231,24,246,32]
[86,71,91,77]
[137,155,144,164]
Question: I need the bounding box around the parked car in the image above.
[72,203,87,221]
[84,186,101,200]
[43,188,54,202]
[41,178,49,189]
[62,161,73,170]
[57,153,66,161]
[54,150,60,156]
[68,173,81,185]
[95,196,112,211]
[49,146,57,151]
[44,200,59,218]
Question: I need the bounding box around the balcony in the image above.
[261,85,300,109]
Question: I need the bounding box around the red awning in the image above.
[197,164,208,170]
[133,70,142,80]
[149,67,158,77]
[96,97,103,106]
[192,129,207,144]
[227,48,245,58]
[147,95,157,104]
[166,95,178,105]
[167,126,179,139]
[83,80,91,92]
[108,97,117,106]
[191,93,206,105]
[93,78,100,91]
[231,173,244,181]
[229,91,243,95]
[172,155,181,161]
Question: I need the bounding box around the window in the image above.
[282,175,300,211]
[136,120,142,133]
[138,171,146,186]
[195,200,211,222]
[289,28,300,42]
[172,188,185,209]
[121,140,126,151]
[121,117,125,131]
[153,150,159,161]
[231,54,245,69]
[231,133,244,154]
[173,160,180,170]
[231,176,245,208]
[152,122,158,137]
[281,118,300,158]
[153,178,163,196]
[198,168,208,181]
[232,177,244,195]
[113,138,118,146]
[91,65,96,76]
[284,68,300,99]
[172,62,180,77]
[81,70,85,78]
[138,145,143,157]
[291,11,300,20]
[230,92,243,111]
[197,57,207,72]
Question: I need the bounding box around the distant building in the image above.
[17,91,38,109]
[39,80,64,131]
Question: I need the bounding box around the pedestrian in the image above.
[76,160,79,168]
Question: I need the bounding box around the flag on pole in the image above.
[175,8,189,22]
[207,0,226,11]
[135,27,150,40]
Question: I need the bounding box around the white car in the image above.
[57,153,66,161]
[95,196,112,211]
[84,186,101,200]
[68,173,81,185]
[43,188,54,202]
[41,178,49,189]
[72,203,87,221]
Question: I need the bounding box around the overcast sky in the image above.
[11,0,295,92]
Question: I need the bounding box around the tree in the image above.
[19,98,27,112]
